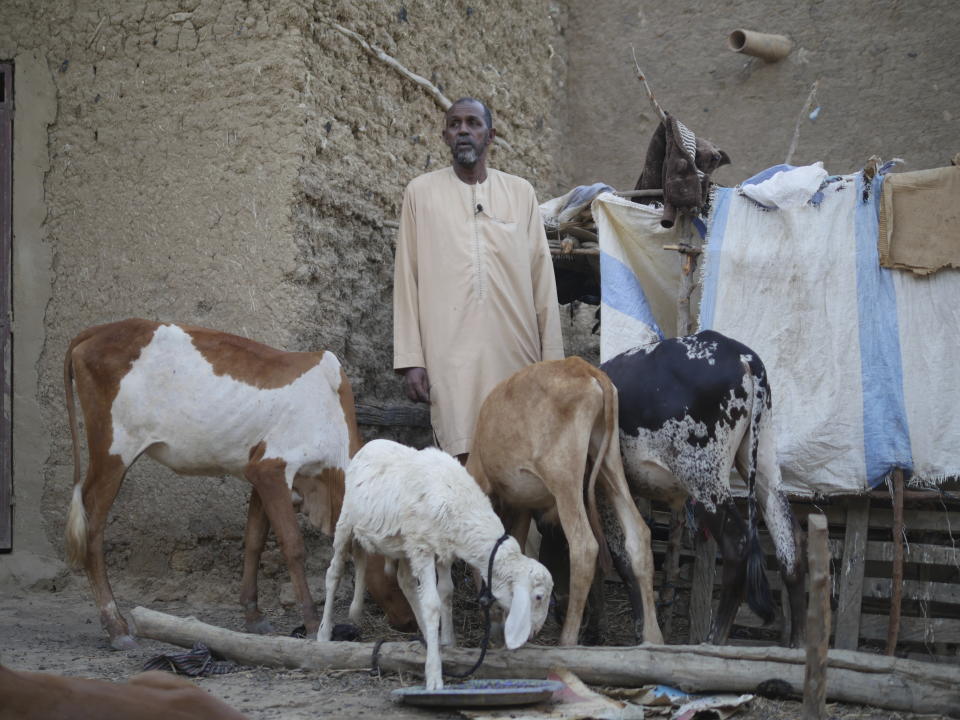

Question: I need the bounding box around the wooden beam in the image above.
[863,577,960,605]
[866,540,960,565]
[867,506,960,533]
[614,189,663,198]
[550,248,600,256]
[355,403,430,428]
[859,614,960,645]
[130,607,960,717]
[658,509,684,637]
[887,470,906,655]
[835,496,870,650]
[803,514,830,720]
[689,532,717,643]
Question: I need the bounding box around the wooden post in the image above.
[659,509,684,637]
[803,513,830,720]
[689,531,717,643]
[663,243,702,337]
[886,469,906,655]
[835,496,870,650]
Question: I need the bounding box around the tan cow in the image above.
[0,664,249,720]
[63,318,412,649]
[466,357,663,646]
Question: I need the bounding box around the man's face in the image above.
[443,100,494,167]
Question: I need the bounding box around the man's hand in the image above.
[402,367,431,404]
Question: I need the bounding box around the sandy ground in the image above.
[0,570,947,720]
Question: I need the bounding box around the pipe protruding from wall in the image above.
[728,29,793,62]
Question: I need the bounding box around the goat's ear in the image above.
[504,582,532,650]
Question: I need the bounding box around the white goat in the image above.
[318,439,553,690]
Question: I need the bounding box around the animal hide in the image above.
[633,114,729,228]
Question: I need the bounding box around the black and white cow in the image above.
[598,330,806,646]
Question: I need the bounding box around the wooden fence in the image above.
[649,488,960,662]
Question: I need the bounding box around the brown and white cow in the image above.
[465,356,663,646]
[64,318,412,649]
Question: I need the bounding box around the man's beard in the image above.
[453,143,480,166]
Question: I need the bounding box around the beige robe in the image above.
[393,166,564,455]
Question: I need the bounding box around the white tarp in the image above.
[699,173,960,494]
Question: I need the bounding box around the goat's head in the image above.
[491,543,553,650]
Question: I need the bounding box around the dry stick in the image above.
[326,20,513,152]
[802,514,831,720]
[886,469,906,654]
[614,189,664,198]
[631,47,668,123]
[785,79,820,165]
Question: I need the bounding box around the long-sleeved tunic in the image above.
[393,166,564,455]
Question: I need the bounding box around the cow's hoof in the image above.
[245,618,275,635]
[110,634,139,651]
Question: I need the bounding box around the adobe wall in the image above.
[563,1,960,191]
[0,0,569,604]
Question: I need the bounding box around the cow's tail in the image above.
[586,374,615,576]
[743,355,776,624]
[64,334,88,570]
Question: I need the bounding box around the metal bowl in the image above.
[391,678,565,707]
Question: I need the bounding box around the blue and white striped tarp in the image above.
[594,193,682,361]
[699,173,960,494]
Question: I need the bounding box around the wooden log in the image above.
[355,403,430,428]
[888,470,906,655]
[803,514,830,720]
[835,496,869,650]
[549,248,599,256]
[130,607,960,717]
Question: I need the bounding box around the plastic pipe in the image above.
[727,29,792,62]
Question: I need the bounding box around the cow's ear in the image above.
[504,582,532,650]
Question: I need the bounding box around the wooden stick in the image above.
[785,79,819,165]
[355,403,430,429]
[834,496,870,651]
[130,606,960,717]
[886,469,906,655]
[326,20,513,152]
[631,48,668,124]
[614,189,664,198]
[803,514,830,720]
[550,248,599,256]
[561,226,599,244]
[662,243,702,256]
[675,241,701,337]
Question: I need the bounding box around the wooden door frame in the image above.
[1,61,12,551]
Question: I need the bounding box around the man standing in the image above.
[393,97,564,460]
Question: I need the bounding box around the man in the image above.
[393,97,564,460]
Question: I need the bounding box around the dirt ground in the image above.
[0,569,947,720]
